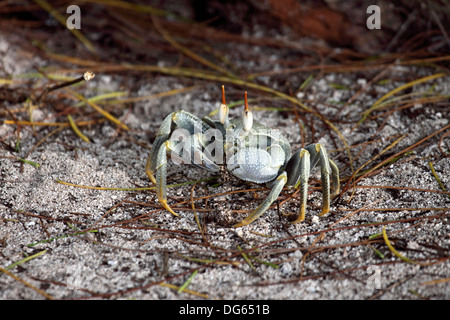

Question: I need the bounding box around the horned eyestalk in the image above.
[242,91,253,132]
[219,85,229,125]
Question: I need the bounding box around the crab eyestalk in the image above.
[219,85,230,126]
[243,92,253,132]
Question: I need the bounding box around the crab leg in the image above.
[146,110,218,216]
[309,143,331,216]
[329,159,340,197]
[285,149,311,223]
[234,171,287,227]
[285,143,339,223]
[154,140,178,217]
[146,112,175,184]
[147,110,215,181]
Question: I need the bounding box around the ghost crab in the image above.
[146,86,340,227]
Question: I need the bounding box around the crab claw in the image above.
[242,91,253,132]
[219,85,229,125]
[160,199,178,217]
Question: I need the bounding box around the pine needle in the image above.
[0,267,54,300]
[55,176,217,191]
[27,230,98,247]
[18,158,40,168]
[360,73,446,123]
[238,246,255,270]
[177,270,198,293]
[153,16,234,78]
[68,115,91,143]
[382,227,420,265]
[159,281,208,298]
[67,89,129,130]
[4,250,47,270]
[429,161,449,198]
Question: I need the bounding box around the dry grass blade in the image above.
[0,267,54,300]
[359,72,447,124]
[238,245,256,270]
[4,250,48,270]
[33,0,97,54]
[84,0,181,18]
[66,89,129,130]
[428,161,449,198]
[2,119,105,127]
[152,16,235,78]
[67,115,90,143]
[420,278,450,286]
[74,91,128,107]
[110,86,198,104]
[343,134,407,198]
[177,269,199,294]
[346,124,450,192]
[382,227,422,265]
[159,281,208,299]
